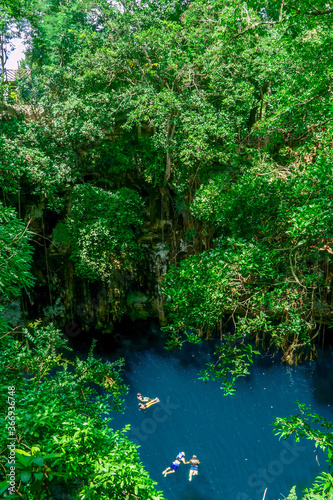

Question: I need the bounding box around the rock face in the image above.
[14,179,195,336]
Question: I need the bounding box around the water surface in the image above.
[107,337,333,500]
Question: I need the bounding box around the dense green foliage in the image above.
[0,202,34,334]
[2,0,333,497]
[2,0,332,356]
[69,184,145,283]
[0,202,34,302]
[159,2,333,382]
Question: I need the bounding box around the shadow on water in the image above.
[311,346,333,405]
[71,320,333,500]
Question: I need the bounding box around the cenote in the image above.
[91,322,333,500]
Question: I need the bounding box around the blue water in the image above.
[107,340,333,500]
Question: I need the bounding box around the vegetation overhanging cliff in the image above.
[1,1,333,497]
[2,0,333,363]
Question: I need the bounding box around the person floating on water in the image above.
[162,452,186,477]
[137,393,150,403]
[138,397,160,409]
[186,455,200,481]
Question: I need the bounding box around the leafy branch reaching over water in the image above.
[274,402,333,500]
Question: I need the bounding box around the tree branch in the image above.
[279,0,285,22]
[230,21,279,40]
[287,5,333,16]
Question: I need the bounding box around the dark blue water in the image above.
[107,340,333,500]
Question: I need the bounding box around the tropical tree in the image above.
[2,0,333,391]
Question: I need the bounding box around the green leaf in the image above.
[0,481,10,495]
[20,471,32,482]
[32,456,44,467]
[15,448,31,456]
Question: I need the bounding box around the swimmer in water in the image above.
[186,455,200,481]
[138,397,160,409]
[162,452,186,476]
[137,393,150,403]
